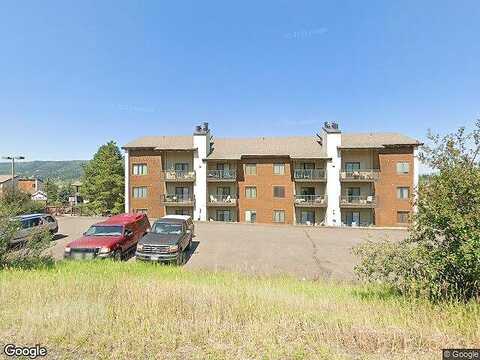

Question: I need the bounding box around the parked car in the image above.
[64,213,150,260]
[10,214,58,245]
[162,215,194,237]
[136,217,193,265]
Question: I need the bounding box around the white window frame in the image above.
[132,164,148,176]
[397,187,410,200]
[273,163,285,175]
[133,187,147,198]
[245,163,257,176]
[396,162,410,174]
[245,186,257,199]
[273,210,285,223]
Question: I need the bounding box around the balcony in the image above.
[161,170,196,182]
[340,169,379,182]
[161,194,195,207]
[207,194,237,207]
[294,169,326,182]
[294,194,328,207]
[207,170,237,182]
[340,195,377,208]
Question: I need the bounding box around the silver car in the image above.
[10,214,58,245]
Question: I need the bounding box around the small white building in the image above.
[31,190,48,202]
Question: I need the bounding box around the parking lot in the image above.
[51,216,407,281]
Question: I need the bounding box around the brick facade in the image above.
[374,148,414,226]
[129,149,165,219]
[237,158,295,224]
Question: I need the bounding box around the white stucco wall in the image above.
[325,131,342,226]
[193,132,209,221]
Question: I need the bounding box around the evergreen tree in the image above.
[81,141,124,215]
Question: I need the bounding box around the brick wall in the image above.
[237,158,294,224]
[375,147,414,226]
[129,149,165,219]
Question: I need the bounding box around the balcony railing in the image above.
[294,194,328,206]
[161,170,196,182]
[208,194,237,206]
[161,194,195,206]
[207,170,237,181]
[294,169,326,181]
[340,195,377,207]
[340,169,379,181]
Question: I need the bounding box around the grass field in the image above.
[0,262,478,359]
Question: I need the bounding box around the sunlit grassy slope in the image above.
[0,261,478,359]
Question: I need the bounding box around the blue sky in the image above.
[0,0,479,163]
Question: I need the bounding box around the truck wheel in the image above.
[113,249,122,261]
[176,249,184,266]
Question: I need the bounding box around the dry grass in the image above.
[0,261,478,359]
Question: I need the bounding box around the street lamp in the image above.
[1,156,25,197]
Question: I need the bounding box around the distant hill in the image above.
[0,160,88,182]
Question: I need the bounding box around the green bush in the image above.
[354,121,480,302]
[0,196,53,268]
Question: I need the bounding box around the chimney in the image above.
[193,122,212,221]
[323,122,342,226]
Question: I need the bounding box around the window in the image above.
[135,209,148,215]
[216,210,231,222]
[397,162,410,174]
[397,187,410,200]
[245,187,257,199]
[273,186,285,198]
[175,187,190,200]
[273,210,285,223]
[245,210,256,223]
[175,163,189,172]
[397,211,410,223]
[217,187,231,196]
[245,163,257,176]
[133,187,147,198]
[175,209,190,215]
[132,164,147,176]
[273,163,285,175]
[345,162,361,172]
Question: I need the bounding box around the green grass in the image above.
[0,261,478,359]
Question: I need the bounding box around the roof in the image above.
[71,181,82,187]
[0,175,17,184]
[208,136,326,159]
[123,136,194,150]
[154,218,186,224]
[340,133,421,148]
[99,213,145,226]
[123,132,421,158]
[162,215,192,221]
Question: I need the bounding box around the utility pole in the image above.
[1,155,25,197]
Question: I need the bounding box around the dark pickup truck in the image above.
[135,217,192,265]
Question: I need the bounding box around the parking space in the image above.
[51,217,407,280]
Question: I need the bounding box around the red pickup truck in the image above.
[64,213,150,260]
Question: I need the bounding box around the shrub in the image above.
[354,120,480,301]
[0,202,53,269]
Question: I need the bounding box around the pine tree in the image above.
[81,141,124,215]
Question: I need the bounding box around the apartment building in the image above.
[123,122,421,227]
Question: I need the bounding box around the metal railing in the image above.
[294,169,326,180]
[207,170,237,181]
[294,194,328,205]
[161,170,196,181]
[340,169,379,181]
[340,195,377,206]
[208,194,237,205]
[161,194,195,204]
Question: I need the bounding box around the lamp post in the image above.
[1,156,25,197]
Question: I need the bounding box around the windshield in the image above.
[85,225,123,236]
[152,223,182,235]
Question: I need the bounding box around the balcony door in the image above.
[216,163,229,171]
[303,163,315,169]
[345,162,360,172]
[216,210,231,222]
[346,211,360,226]
[300,210,315,225]
[347,187,360,201]
[301,187,315,196]
[175,163,189,172]
[175,187,190,200]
